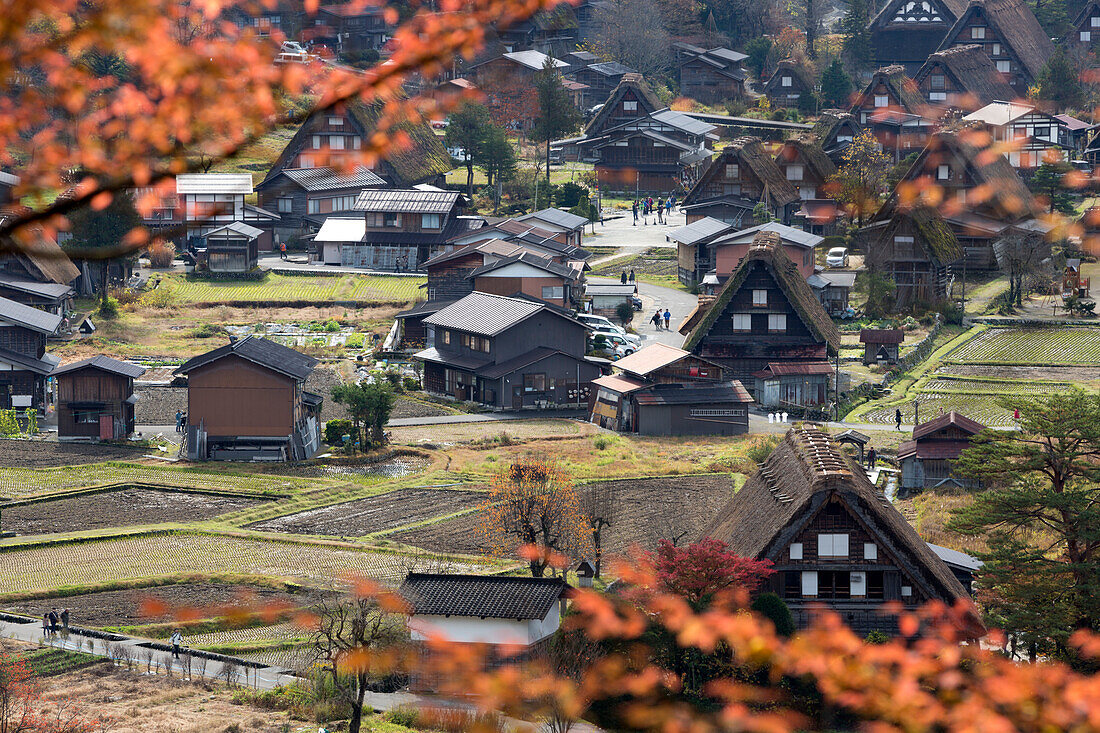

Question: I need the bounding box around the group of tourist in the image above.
[632,195,675,224]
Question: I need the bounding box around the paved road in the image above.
[586,207,684,250]
[588,275,695,349]
[388,410,583,427]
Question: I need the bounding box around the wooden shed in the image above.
[54,356,146,441]
[204,221,263,274]
[860,329,904,364]
[898,411,986,494]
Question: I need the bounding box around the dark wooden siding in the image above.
[186,354,296,438]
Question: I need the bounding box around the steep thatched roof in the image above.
[763,59,815,94]
[937,0,1055,83]
[909,205,964,264]
[855,65,926,113]
[261,96,453,188]
[682,137,799,207]
[776,136,837,182]
[584,73,664,135]
[2,228,81,285]
[703,426,973,605]
[914,45,1016,109]
[683,230,840,352]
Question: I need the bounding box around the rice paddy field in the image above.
[943,326,1100,366]
[160,272,425,305]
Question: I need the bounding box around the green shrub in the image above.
[751,592,795,637]
[0,410,19,436]
[324,419,354,445]
[615,301,635,326]
[593,435,612,450]
[865,630,891,644]
[23,409,37,435]
[745,435,781,465]
[344,333,365,349]
[324,318,340,333]
[385,705,421,728]
[402,376,421,392]
[191,323,225,338]
[97,297,120,319]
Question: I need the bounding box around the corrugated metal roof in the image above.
[708,47,748,63]
[502,50,568,71]
[175,174,253,195]
[634,380,753,405]
[516,208,589,231]
[592,373,649,394]
[54,355,146,379]
[650,109,716,137]
[0,171,18,187]
[0,296,62,334]
[400,573,570,620]
[411,346,493,371]
[478,346,579,379]
[585,284,636,296]
[612,343,689,377]
[422,291,546,336]
[0,345,57,375]
[282,167,386,191]
[0,274,73,300]
[927,542,983,571]
[754,362,834,377]
[315,217,367,243]
[714,222,823,249]
[912,411,986,440]
[353,188,461,214]
[587,61,634,76]
[176,336,317,380]
[206,221,264,239]
[668,217,732,246]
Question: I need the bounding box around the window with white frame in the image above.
[874,94,889,107]
[801,571,818,596]
[725,163,739,178]
[312,135,322,149]
[732,313,752,331]
[328,116,343,126]
[789,542,803,560]
[781,75,792,87]
[996,60,1011,73]
[864,543,878,560]
[1092,15,1100,25]
[277,197,293,213]
[894,235,914,244]
[937,164,950,180]
[971,26,985,39]
[991,43,1001,55]
[786,164,804,181]
[352,136,362,149]
[299,155,313,168]
[1082,31,1092,41]
[752,289,768,306]
[329,136,345,150]
[541,285,564,300]
[901,585,913,597]
[818,533,850,557]
[929,74,946,91]
[850,571,867,596]
[623,100,638,111]
[768,313,786,332]
[930,91,947,101]
[421,213,441,229]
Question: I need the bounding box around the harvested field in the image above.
[161,271,425,305]
[0,532,491,594]
[389,419,593,445]
[945,326,1100,365]
[392,475,736,556]
[935,363,1100,384]
[0,440,144,468]
[249,487,485,537]
[3,582,324,627]
[281,454,432,480]
[5,488,268,536]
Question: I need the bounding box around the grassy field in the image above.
[0,532,492,595]
[158,272,425,306]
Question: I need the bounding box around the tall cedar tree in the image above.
[801,0,822,59]
[744,37,773,80]
[66,189,143,306]
[479,125,519,212]
[1029,157,1077,214]
[1037,50,1085,109]
[828,129,889,226]
[820,56,853,108]
[533,59,583,194]
[949,392,1100,662]
[842,0,874,67]
[445,102,493,198]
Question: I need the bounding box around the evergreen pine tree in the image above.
[1037,50,1084,109]
[820,56,853,108]
[842,0,873,68]
[532,58,582,195]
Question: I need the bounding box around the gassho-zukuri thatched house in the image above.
[704,426,982,637]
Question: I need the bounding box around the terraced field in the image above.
[860,394,1019,427]
[0,532,490,594]
[162,273,425,305]
[944,326,1100,365]
[0,462,312,501]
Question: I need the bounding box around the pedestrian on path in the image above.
[175,410,183,433]
[620,270,628,284]
[867,447,877,469]
[42,613,49,638]
[61,608,69,633]
[663,309,671,329]
[170,629,183,659]
[651,309,662,330]
[628,269,635,282]
[632,200,638,225]
[279,242,287,260]
[895,409,903,430]
[666,197,673,216]
[657,198,664,224]
[48,609,59,634]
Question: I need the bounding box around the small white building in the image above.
[399,573,572,688]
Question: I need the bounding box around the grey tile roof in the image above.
[54,355,147,379]
[399,573,570,620]
[0,345,57,375]
[282,167,386,191]
[587,61,635,76]
[634,380,753,406]
[516,208,588,231]
[713,222,824,250]
[206,221,264,239]
[412,346,493,371]
[0,274,74,300]
[668,217,733,246]
[501,50,568,71]
[465,251,578,280]
[353,188,462,214]
[585,283,636,296]
[477,346,584,379]
[0,296,62,334]
[423,291,546,336]
[650,109,717,137]
[176,335,317,380]
[175,174,253,195]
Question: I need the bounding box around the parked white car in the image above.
[576,313,625,335]
[825,247,850,268]
[591,328,640,347]
[590,331,637,355]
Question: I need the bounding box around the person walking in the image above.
[48,609,59,635]
[663,308,671,329]
[279,241,287,261]
[60,608,69,633]
[42,613,50,638]
[895,408,903,431]
[867,447,877,469]
[632,200,638,225]
[170,629,183,659]
[666,196,673,216]
[174,410,183,433]
[620,270,628,284]
[657,198,664,224]
[628,269,635,283]
[651,309,662,330]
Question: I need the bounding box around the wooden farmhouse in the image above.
[669,216,737,286]
[869,0,967,70]
[1067,0,1100,51]
[681,231,840,403]
[302,4,392,53]
[762,60,815,108]
[680,138,799,226]
[712,222,822,282]
[858,206,963,307]
[444,217,590,263]
[203,222,262,274]
[774,137,837,205]
[176,336,322,461]
[590,343,752,436]
[811,110,863,164]
[860,329,904,364]
[414,291,601,410]
[933,0,1055,90]
[421,238,582,307]
[807,270,857,316]
[867,129,1041,272]
[174,174,278,248]
[471,51,571,129]
[704,426,979,636]
[0,296,61,410]
[566,60,635,110]
[912,45,1015,115]
[673,42,748,103]
[513,208,589,249]
[494,5,579,56]
[850,66,931,161]
[0,231,79,321]
[962,101,1067,171]
[899,411,986,493]
[254,167,385,242]
[54,356,145,442]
